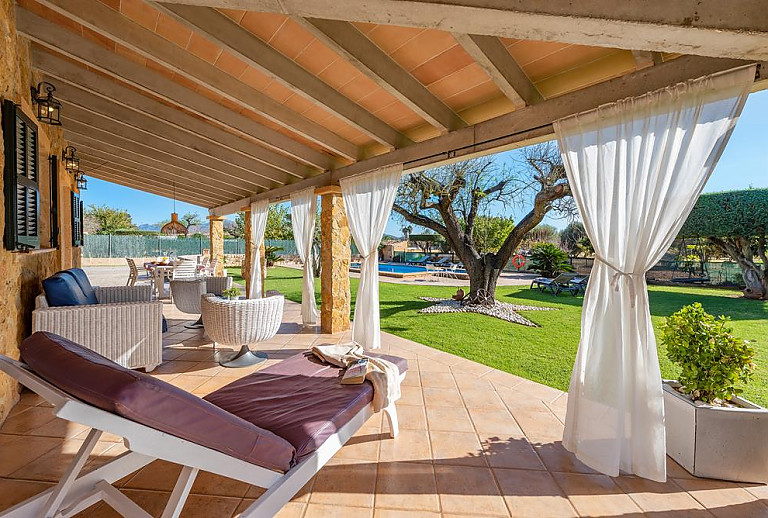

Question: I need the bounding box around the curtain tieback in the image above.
[594,255,643,307]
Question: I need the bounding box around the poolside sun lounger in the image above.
[530,273,579,295]
[0,332,406,518]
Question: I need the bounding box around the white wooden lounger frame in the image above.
[0,356,400,518]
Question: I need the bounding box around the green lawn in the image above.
[228,266,768,406]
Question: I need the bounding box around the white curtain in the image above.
[291,188,319,325]
[341,164,403,350]
[555,66,754,482]
[247,200,269,299]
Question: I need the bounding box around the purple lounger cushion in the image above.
[20,332,295,472]
[204,352,407,462]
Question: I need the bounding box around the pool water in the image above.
[351,262,466,274]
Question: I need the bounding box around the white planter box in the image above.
[664,381,768,483]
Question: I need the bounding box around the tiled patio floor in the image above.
[2,300,768,517]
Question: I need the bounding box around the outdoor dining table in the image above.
[146,262,176,299]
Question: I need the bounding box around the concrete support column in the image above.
[243,209,252,296]
[318,186,351,334]
[260,243,267,298]
[207,215,225,276]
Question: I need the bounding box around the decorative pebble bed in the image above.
[418,297,557,327]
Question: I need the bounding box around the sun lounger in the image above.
[530,273,579,295]
[0,332,406,518]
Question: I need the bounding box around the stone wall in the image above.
[0,1,79,423]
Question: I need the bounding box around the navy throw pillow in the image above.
[60,268,98,305]
[42,273,90,307]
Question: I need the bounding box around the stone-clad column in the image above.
[317,186,351,334]
[243,209,252,296]
[260,243,266,298]
[207,215,225,276]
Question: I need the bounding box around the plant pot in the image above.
[663,380,768,483]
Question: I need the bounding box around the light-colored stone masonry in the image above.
[0,0,80,424]
[319,187,351,334]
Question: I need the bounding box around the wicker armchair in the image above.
[201,293,284,368]
[32,284,163,371]
[169,276,233,328]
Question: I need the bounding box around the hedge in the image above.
[680,188,768,238]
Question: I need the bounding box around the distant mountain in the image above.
[138,223,160,231]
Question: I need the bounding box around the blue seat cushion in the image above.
[60,268,98,305]
[42,273,91,307]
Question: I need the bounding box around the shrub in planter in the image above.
[529,242,573,278]
[661,302,754,403]
[660,302,766,482]
[222,287,241,300]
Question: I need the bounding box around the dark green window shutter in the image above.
[3,100,40,250]
[71,191,83,247]
[49,155,59,248]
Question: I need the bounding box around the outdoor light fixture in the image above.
[76,172,88,191]
[30,82,62,125]
[62,146,79,173]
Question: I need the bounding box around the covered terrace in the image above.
[1,0,767,516]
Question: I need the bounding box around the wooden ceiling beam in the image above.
[16,6,332,172]
[36,0,358,161]
[62,120,266,194]
[156,0,768,61]
[79,159,229,207]
[76,147,246,201]
[154,3,412,150]
[52,80,294,187]
[62,107,276,191]
[452,33,542,107]
[298,17,465,132]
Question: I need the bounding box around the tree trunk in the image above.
[464,256,502,305]
[741,266,767,300]
[708,236,767,300]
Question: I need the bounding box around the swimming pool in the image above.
[350,262,467,276]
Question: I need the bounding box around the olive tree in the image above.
[393,142,573,304]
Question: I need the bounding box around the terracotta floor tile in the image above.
[379,429,432,463]
[303,503,373,517]
[552,472,644,516]
[478,432,545,471]
[235,500,306,517]
[123,460,184,492]
[429,431,485,467]
[494,468,577,517]
[393,404,427,431]
[374,461,439,512]
[468,408,522,435]
[417,359,452,373]
[674,477,768,518]
[0,406,57,434]
[0,434,62,476]
[452,372,494,391]
[400,369,421,387]
[612,476,708,517]
[434,465,509,516]
[397,385,424,406]
[0,477,54,509]
[422,387,463,408]
[191,376,238,395]
[10,438,116,483]
[333,430,381,462]
[373,509,439,518]
[420,371,456,389]
[533,441,597,474]
[190,472,250,498]
[310,460,377,508]
[167,374,209,393]
[425,406,474,432]
[513,410,565,443]
[460,389,506,411]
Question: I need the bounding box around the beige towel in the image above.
[311,344,401,412]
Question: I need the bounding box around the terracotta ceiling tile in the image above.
[443,80,500,111]
[155,13,192,49]
[269,19,314,60]
[114,43,147,67]
[427,63,489,99]
[282,94,314,115]
[119,0,159,31]
[506,39,571,67]
[524,45,617,82]
[376,103,422,128]
[299,104,334,126]
[239,67,272,91]
[214,51,249,78]
[535,51,635,98]
[364,24,423,55]
[239,11,288,43]
[499,36,521,49]
[411,46,475,86]
[390,30,458,71]
[356,87,401,114]
[352,22,377,35]
[294,40,339,76]
[82,26,115,51]
[217,8,246,24]
[186,33,222,65]
[97,0,120,10]
[337,76,375,103]
[316,61,362,89]
[262,81,296,104]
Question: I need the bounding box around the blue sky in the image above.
[83,89,768,235]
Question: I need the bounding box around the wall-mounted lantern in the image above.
[62,146,79,172]
[76,172,88,191]
[31,82,62,125]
